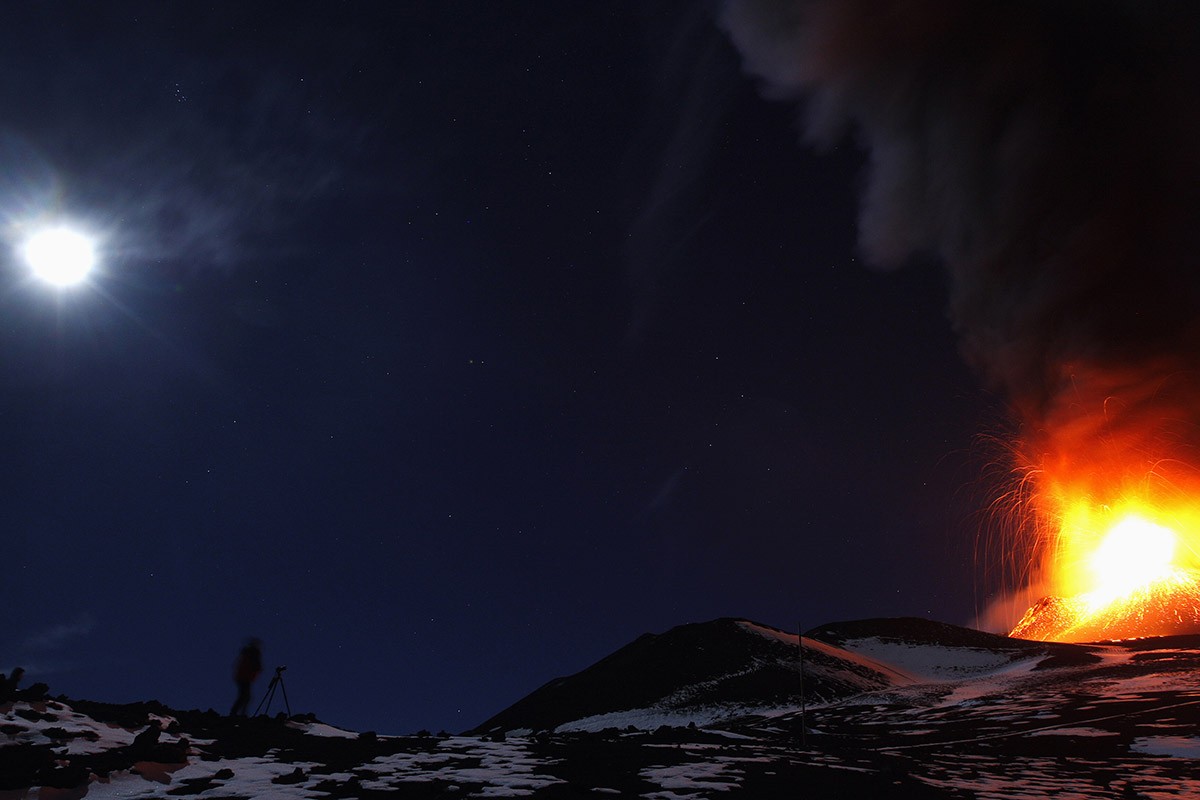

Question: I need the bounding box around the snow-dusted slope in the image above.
[470,617,910,735]
[473,617,1092,735]
[0,695,567,798]
[7,618,1200,798]
[805,616,1085,680]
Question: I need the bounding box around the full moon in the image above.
[21,226,96,287]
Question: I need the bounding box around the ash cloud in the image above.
[720,1,1200,498]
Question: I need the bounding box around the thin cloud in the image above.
[21,613,96,652]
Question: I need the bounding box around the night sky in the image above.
[0,2,999,734]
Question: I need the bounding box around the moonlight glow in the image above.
[21,226,96,287]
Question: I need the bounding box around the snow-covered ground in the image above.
[6,618,1200,798]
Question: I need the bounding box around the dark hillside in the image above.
[470,618,904,734]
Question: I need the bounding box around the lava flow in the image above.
[1010,493,1200,642]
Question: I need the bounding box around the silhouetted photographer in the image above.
[230,638,263,716]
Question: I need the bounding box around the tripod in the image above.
[254,666,292,718]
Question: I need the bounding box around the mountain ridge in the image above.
[8,615,1200,798]
[470,615,1088,735]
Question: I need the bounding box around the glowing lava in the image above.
[1085,516,1178,609]
[1011,497,1200,642]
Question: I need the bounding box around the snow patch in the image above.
[364,737,564,796]
[1132,736,1200,758]
[287,720,359,738]
[556,703,796,733]
[737,621,917,685]
[642,760,741,793]
[1027,727,1115,737]
[834,638,1033,680]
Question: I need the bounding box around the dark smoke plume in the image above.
[721,1,1200,504]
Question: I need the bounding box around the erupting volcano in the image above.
[722,0,1200,644]
[1011,502,1200,642]
[1004,413,1200,641]
[1002,361,1200,641]
[1003,366,1200,641]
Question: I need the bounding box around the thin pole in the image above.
[798,621,807,748]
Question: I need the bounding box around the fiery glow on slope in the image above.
[1010,481,1200,642]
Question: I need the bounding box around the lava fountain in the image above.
[1009,440,1200,642]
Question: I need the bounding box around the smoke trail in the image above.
[721,1,1200,512]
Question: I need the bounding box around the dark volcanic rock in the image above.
[469,618,905,734]
[0,743,55,790]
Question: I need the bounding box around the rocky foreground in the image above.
[5,618,1200,798]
